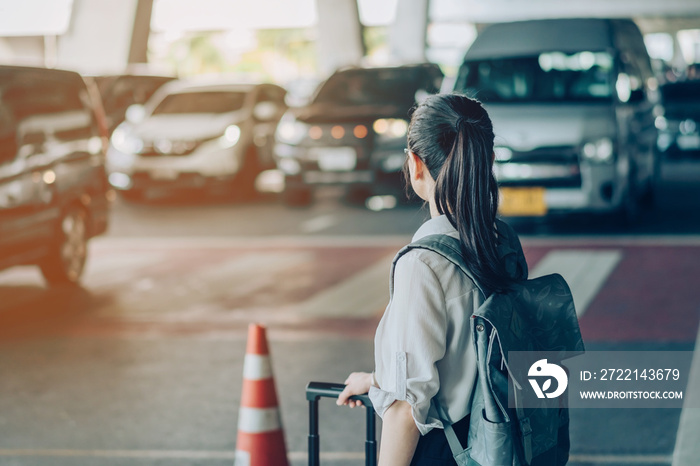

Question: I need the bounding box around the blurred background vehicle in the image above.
[0,65,110,286]
[657,79,700,160]
[93,73,176,134]
[273,63,443,207]
[454,18,659,223]
[105,78,287,201]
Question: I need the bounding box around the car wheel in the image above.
[283,186,313,207]
[618,175,641,227]
[40,206,88,286]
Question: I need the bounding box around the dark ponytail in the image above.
[407,93,512,292]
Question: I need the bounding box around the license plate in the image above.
[313,148,357,172]
[677,134,700,150]
[499,187,547,217]
[150,169,179,180]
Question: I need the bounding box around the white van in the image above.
[453,18,659,222]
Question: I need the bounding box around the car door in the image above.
[0,71,53,267]
[614,22,658,191]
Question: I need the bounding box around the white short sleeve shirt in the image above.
[368,215,484,435]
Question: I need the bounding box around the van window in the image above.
[455,51,614,103]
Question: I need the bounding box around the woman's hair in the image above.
[406,93,512,292]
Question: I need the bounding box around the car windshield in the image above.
[104,76,173,111]
[152,91,247,115]
[454,52,614,103]
[313,69,435,106]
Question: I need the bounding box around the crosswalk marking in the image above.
[530,250,622,318]
[297,253,393,319]
[300,214,338,233]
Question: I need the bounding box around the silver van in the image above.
[453,18,659,221]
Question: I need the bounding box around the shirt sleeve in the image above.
[368,251,447,435]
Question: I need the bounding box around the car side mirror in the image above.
[253,101,280,121]
[125,104,146,124]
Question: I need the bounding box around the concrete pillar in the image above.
[128,0,154,64]
[315,0,364,75]
[389,0,429,63]
[56,0,141,73]
[671,31,687,72]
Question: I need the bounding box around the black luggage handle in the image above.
[305,382,376,466]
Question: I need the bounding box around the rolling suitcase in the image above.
[305,382,377,466]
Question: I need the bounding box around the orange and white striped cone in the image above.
[234,323,289,466]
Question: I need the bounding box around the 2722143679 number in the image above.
[597,369,681,381]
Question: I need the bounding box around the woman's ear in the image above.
[409,151,425,180]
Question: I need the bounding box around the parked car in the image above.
[657,79,700,159]
[274,64,443,206]
[105,78,287,200]
[0,65,111,285]
[94,74,175,134]
[453,18,659,221]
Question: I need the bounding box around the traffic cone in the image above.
[234,323,289,466]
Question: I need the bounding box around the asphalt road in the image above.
[0,160,698,465]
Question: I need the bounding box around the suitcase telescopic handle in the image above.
[305,382,376,466]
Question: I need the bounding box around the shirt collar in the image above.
[412,215,459,242]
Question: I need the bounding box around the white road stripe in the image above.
[297,253,393,319]
[237,407,281,433]
[672,317,700,466]
[531,250,622,317]
[300,215,337,233]
[0,449,672,463]
[243,354,272,380]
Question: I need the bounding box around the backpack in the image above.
[392,221,585,466]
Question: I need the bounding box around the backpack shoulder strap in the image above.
[391,234,489,299]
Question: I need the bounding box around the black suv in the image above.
[0,66,111,285]
[273,64,443,206]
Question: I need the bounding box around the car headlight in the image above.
[276,115,307,145]
[655,116,668,131]
[582,138,614,164]
[110,127,144,154]
[373,119,408,138]
[219,124,241,149]
[494,147,513,162]
[278,158,301,175]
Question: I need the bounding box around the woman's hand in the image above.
[336,372,373,408]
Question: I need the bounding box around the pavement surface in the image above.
[0,164,699,466]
